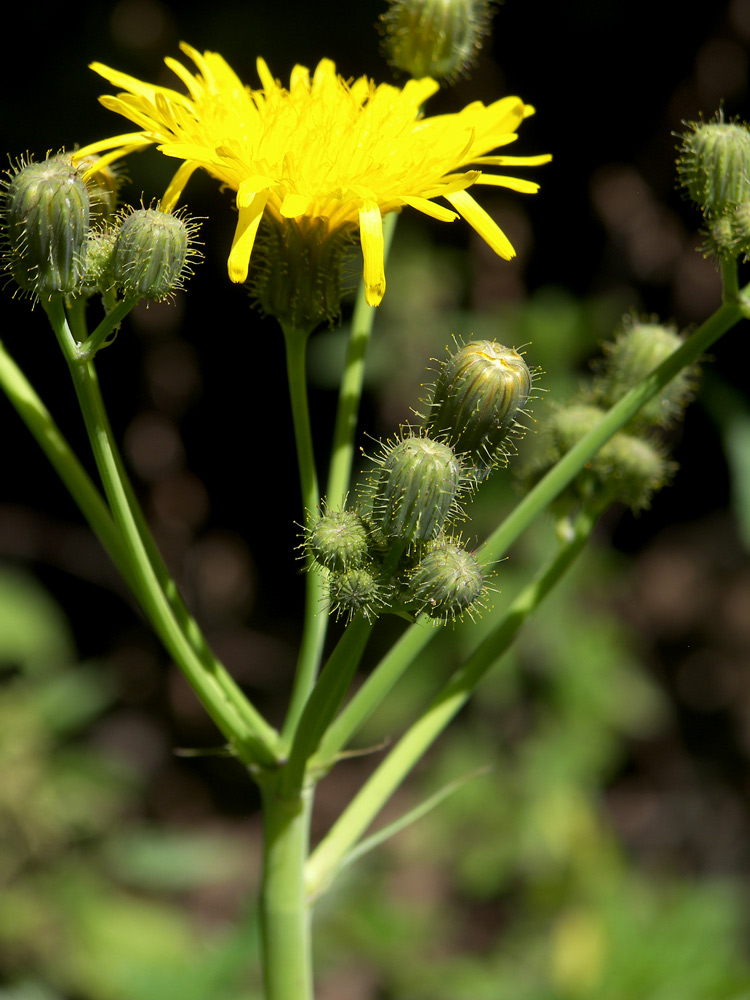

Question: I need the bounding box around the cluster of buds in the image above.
[677,115,750,260]
[524,317,697,514]
[304,339,533,624]
[1,152,199,306]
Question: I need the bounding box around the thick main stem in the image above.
[260,781,314,1000]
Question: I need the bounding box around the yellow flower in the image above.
[75,43,550,307]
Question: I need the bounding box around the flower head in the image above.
[74,43,550,307]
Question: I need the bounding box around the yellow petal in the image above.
[401,196,458,222]
[359,202,386,306]
[161,161,201,211]
[444,189,515,260]
[475,175,542,194]
[280,193,312,217]
[228,189,268,283]
[73,133,152,159]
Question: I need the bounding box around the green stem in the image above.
[44,297,279,768]
[0,338,135,590]
[326,212,398,508]
[312,295,744,762]
[281,614,373,795]
[305,505,599,898]
[280,321,329,747]
[260,781,314,1000]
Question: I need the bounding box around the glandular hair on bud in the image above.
[112,207,198,301]
[2,154,90,298]
[381,0,494,81]
[677,118,750,216]
[409,539,486,621]
[593,320,695,431]
[372,434,463,542]
[424,340,532,479]
[307,509,370,573]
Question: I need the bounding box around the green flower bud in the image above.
[535,403,673,511]
[424,340,532,479]
[307,509,370,573]
[1,154,90,298]
[381,0,494,81]
[249,216,356,334]
[409,539,486,621]
[328,566,384,623]
[81,230,117,296]
[677,118,750,216]
[112,207,198,301]
[372,435,463,542]
[593,320,696,431]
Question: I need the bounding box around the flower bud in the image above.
[534,403,672,511]
[593,320,695,431]
[81,230,117,296]
[373,435,463,542]
[112,207,197,301]
[409,539,486,621]
[677,119,750,216]
[2,155,90,298]
[424,340,532,479]
[381,0,493,81]
[328,566,384,622]
[307,509,370,573]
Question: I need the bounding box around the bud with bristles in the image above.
[423,340,532,479]
[408,539,487,622]
[307,509,370,573]
[592,320,696,432]
[381,0,494,82]
[1,154,90,298]
[530,403,673,512]
[328,566,385,623]
[371,434,463,543]
[111,207,199,301]
[677,118,750,216]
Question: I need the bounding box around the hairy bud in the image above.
[307,509,370,573]
[328,566,384,623]
[381,0,494,81]
[677,118,750,216]
[2,154,90,298]
[423,340,532,479]
[112,207,198,301]
[372,435,463,543]
[592,320,695,431]
[409,539,486,621]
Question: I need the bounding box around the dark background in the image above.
[2,1,750,995]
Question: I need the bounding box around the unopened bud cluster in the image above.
[524,317,696,513]
[380,0,494,82]
[304,339,533,624]
[677,115,750,260]
[1,152,199,304]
